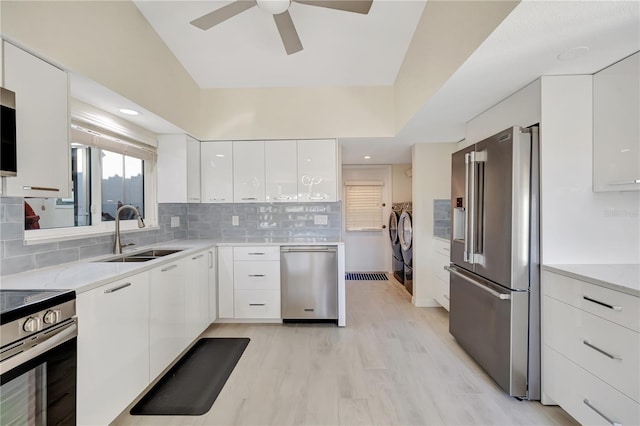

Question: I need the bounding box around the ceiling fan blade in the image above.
[273,11,303,55]
[190,0,257,30]
[293,0,373,14]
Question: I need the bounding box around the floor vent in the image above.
[345,272,388,281]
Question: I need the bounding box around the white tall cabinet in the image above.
[2,42,70,198]
[157,134,201,203]
[298,139,338,202]
[233,140,265,202]
[201,141,233,203]
[265,140,298,202]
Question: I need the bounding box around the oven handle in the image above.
[0,319,77,376]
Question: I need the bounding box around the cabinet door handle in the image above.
[583,296,622,311]
[583,340,622,360]
[208,251,213,269]
[248,252,266,255]
[249,274,265,278]
[249,303,265,306]
[22,186,59,192]
[608,179,640,186]
[192,254,205,260]
[104,282,131,294]
[241,197,257,200]
[583,399,622,426]
[188,197,200,201]
[161,264,178,272]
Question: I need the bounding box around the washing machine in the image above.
[398,206,413,295]
[389,205,404,285]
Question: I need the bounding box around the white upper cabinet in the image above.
[157,134,201,203]
[3,42,71,198]
[265,140,298,202]
[297,139,338,202]
[201,141,233,203]
[593,52,640,192]
[233,140,265,202]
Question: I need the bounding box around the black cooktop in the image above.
[0,289,76,325]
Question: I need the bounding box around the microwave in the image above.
[1,87,17,177]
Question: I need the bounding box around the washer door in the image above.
[399,210,413,265]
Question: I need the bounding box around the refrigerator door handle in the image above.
[445,266,511,300]
[464,153,476,264]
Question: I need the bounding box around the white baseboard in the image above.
[412,297,442,308]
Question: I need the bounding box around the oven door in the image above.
[0,319,77,426]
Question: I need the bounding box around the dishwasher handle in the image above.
[281,246,337,253]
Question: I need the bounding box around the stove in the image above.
[0,289,77,424]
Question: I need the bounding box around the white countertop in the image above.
[0,238,344,294]
[542,264,640,297]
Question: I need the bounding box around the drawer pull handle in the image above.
[249,303,265,306]
[248,252,266,255]
[583,399,622,426]
[22,185,60,192]
[583,296,622,311]
[161,264,178,272]
[249,274,265,277]
[583,340,622,360]
[104,282,131,294]
[241,197,257,200]
[192,254,205,260]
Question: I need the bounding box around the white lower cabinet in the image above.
[234,289,281,318]
[185,250,211,343]
[542,269,640,424]
[77,273,149,426]
[149,258,187,379]
[208,249,218,323]
[432,238,451,311]
[217,246,235,318]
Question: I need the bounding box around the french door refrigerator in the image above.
[446,125,540,400]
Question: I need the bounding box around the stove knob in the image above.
[43,309,61,325]
[23,317,41,332]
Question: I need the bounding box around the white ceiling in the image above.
[71,0,640,165]
[133,0,426,88]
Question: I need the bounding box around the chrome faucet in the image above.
[113,204,145,254]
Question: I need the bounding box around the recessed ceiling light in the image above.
[363,155,371,159]
[557,46,590,61]
[119,108,141,116]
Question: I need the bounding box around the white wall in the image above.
[411,142,458,307]
[540,76,640,264]
[392,164,413,203]
[342,165,392,272]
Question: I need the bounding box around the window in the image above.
[24,123,157,240]
[344,181,384,231]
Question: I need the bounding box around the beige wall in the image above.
[1,1,201,134]
[198,86,394,140]
[394,1,518,132]
[392,164,412,203]
[411,142,457,307]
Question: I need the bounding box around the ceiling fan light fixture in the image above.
[256,0,291,15]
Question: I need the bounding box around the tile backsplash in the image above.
[0,197,341,276]
[433,199,451,240]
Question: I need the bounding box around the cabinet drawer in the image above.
[433,276,450,311]
[234,261,280,290]
[542,271,640,332]
[544,346,639,426]
[544,296,639,402]
[233,246,280,261]
[234,290,280,318]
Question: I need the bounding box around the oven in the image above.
[0,290,77,425]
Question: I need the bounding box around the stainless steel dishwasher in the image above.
[281,246,338,323]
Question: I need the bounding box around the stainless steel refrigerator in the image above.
[446,125,540,400]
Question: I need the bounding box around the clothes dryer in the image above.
[398,206,413,295]
[389,206,404,284]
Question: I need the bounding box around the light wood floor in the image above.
[113,277,578,426]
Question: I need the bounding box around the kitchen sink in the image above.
[96,249,183,263]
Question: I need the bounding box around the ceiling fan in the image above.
[190,0,374,55]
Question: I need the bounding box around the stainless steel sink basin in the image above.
[96,249,183,263]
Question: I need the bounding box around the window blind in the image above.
[344,181,383,231]
[70,124,157,162]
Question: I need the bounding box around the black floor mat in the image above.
[130,337,249,416]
